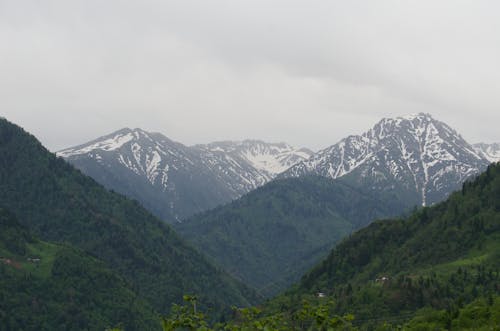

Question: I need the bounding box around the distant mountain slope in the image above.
[175,175,405,297]
[194,140,313,193]
[0,208,160,331]
[275,163,500,326]
[474,142,500,163]
[58,130,311,221]
[281,113,488,207]
[58,128,236,221]
[0,118,259,317]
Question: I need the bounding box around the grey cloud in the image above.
[1,0,499,151]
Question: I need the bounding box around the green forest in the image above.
[268,162,500,329]
[162,163,500,329]
[176,175,405,297]
[0,208,160,330]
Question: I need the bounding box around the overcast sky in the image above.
[1,0,499,151]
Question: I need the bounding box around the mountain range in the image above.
[58,130,312,221]
[58,114,492,225]
[55,113,493,299]
[174,113,496,297]
[2,113,499,329]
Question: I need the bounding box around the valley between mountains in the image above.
[1,113,499,330]
[57,113,493,297]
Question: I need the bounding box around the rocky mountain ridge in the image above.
[281,113,489,206]
[58,130,311,221]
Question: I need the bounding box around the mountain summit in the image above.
[281,113,488,206]
[58,129,311,221]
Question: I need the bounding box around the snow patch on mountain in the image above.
[58,128,176,189]
[474,143,500,163]
[58,129,312,220]
[58,131,135,158]
[194,140,313,194]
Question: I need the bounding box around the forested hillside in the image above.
[271,162,500,327]
[176,175,406,297]
[0,208,161,330]
[0,118,259,318]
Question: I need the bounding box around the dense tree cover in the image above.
[176,176,406,297]
[158,294,500,330]
[160,295,356,331]
[264,163,500,328]
[390,295,500,330]
[161,162,498,329]
[0,118,260,319]
[0,208,160,330]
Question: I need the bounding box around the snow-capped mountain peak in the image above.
[281,113,489,206]
[57,128,136,158]
[58,128,188,190]
[58,130,311,221]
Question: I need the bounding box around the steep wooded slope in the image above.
[0,118,259,317]
[273,163,500,326]
[176,176,404,297]
[0,208,160,331]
